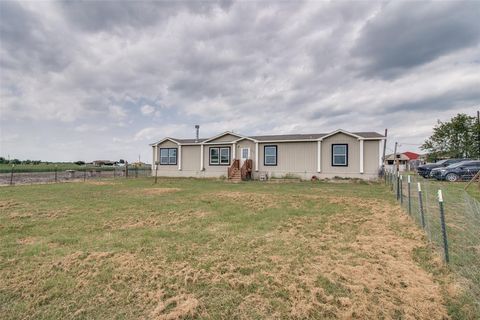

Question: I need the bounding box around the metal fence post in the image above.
[154,164,158,184]
[125,162,129,179]
[418,182,425,229]
[391,171,394,191]
[438,190,449,263]
[399,175,403,205]
[10,164,15,186]
[396,171,400,200]
[54,165,58,183]
[407,175,411,215]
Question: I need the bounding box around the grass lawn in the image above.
[0,178,472,319]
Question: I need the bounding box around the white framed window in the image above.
[220,148,230,165]
[241,148,249,159]
[210,147,230,165]
[264,145,277,166]
[332,144,348,166]
[159,148,177,165]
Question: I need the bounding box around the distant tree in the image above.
[74,161,85,166]
[32,160,41,165]
[11,159,21,165]
[23,160,32,164]
[0,157,5,164]
[421,113,480,161]
[118,159,125,164]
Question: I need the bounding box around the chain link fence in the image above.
[0,166,151,185]
[385,170,480,312]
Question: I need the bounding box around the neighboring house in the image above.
[384,151,423,171]
[150,129,385,181]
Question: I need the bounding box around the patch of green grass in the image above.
[315,275,350,298]
[412,245,479,320]
[394,174,480,319]
[0,177,468,319]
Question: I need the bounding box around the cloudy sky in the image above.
[1,0,479,162]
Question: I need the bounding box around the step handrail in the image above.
[228,159,240,179]
[240,159,253,180]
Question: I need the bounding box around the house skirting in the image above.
[151,168,379,181]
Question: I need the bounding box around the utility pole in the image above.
[477,110,479,159]
[382,128,388,174]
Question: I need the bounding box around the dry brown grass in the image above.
[215,191,280,211]
[0,199,19,209]
[0,179,460,319]
[84,181,116,186]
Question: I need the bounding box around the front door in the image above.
[240,147,250,166]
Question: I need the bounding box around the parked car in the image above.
[430,162,466,179]
[417,158,470,178]
[436,160,480,182]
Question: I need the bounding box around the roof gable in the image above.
[202,131,247,143]
[403,152,420,160]
[319,129,363,140]
[149,137,180,146]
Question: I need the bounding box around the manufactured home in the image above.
[150,129,385,181]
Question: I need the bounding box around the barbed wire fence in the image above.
[385,170,480,312]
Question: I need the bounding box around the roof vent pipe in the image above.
[195,125,200,143]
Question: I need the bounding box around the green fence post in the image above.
[390,170,394,191]
[438,190,449,263]
[407,175,411,215]
[396,172,400,200]
[399,175,403,205]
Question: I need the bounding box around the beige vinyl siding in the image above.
[321,133,360,174]
[363,140,380,174]
[257,142,317,174]
[181,146,201,171]
[152,132,381,180]
[235,140,256,163]
[208,134,240,143]
[158,141,178,148]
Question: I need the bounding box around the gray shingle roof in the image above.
[250,133,326,141]
[352,132,385,138]
[163,131,384,144]
[172,138,208,143]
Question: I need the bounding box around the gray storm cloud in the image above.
[0,0,479,161]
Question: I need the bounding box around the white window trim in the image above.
[209,147,231,166]
[332,144,348,166]
[264,145,278,166]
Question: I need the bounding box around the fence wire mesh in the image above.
[0,167,152,185]
[385,170,480,311]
